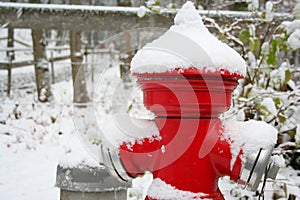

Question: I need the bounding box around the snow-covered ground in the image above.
[0,26,98,198]
[0,80,73,200]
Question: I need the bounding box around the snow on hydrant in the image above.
[101,2,280,199]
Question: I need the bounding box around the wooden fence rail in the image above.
[0,2,293,31]
[0,47,71,95]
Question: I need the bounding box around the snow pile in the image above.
[0,144,60,200]
[281,20,300,35]
[137,6,147,18]
[271,155,285,167]
[261,97,277,116]
[222,120,277,168]
[248,0,259,11]
[101,114,160,148]
[0,80,99,169]
[287,29,300,50]
[147,178,208,200]
[57,130,99,168]
[131,1,246,75]
[127,171,153,200]
[264,1,274,22]
[296,126,300,145]
[281,20,300,50]
[0,80,94,199]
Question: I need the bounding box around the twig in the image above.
[203,17,246,56]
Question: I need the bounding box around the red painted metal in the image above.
[119,68,244,199]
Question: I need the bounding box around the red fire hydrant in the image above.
[102,68,279,199]
[121,68,244,199]
[101,2,279,199]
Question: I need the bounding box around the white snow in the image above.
[127,171,153,200]
[147,178,207,200]
[222,120,277,168]
[266,1,273,11]
[281,20,300,34]
[249,24,256,37]
[270,64,287,86]
[0,2,140,13]
[17,7,23,19]
[161,145,166,154]
[265,10,274,22]
[101,114,160,148]
[0,80,101,199]
[271,155,285,167]
[137,6,147,18]
[287,29,300,50]
[57,130,99,169]
[74,52,82,57]
[131,1,246,75]
[261,41,269,54]
[247,52,257,69]
[0,145,60,200]
[236,109,246,121]
[275,167,300,198]
[248,0,259,11]
[281,19,300,50]
[296,125,300,144]
[261,97,277,116]
[264,1,274,22]
[287,79,296,90]
[293,3,300,18]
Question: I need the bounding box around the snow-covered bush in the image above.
[205,2,300,173]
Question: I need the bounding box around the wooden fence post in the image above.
[7,55,12,97]
[50,51,55,84]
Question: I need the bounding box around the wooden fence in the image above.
[0,43,119,95]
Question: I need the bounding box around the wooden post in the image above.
[7,28,15,60]
[31,28,52,102]
[30,0,52,102]
[7,56,12,97]
[6,27,14,97]
[119,31,133,80]
[50,51,55,84]
[91,48,94,84]
[6,0,16,61]
[70,0,89,104]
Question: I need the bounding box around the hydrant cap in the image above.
[131,1,247,76]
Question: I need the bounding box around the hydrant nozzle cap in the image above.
[238,146,278,192]
[131,1,246,76]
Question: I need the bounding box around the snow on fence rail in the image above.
[0,2,293,31]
